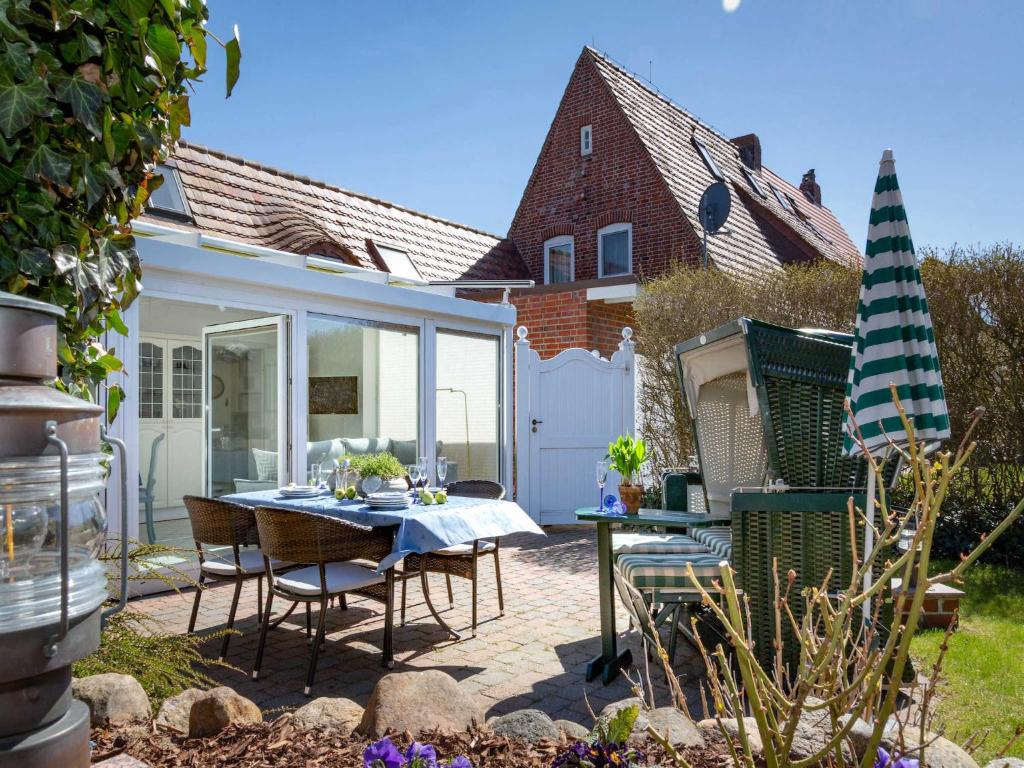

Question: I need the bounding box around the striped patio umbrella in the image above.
[843,149,950,459]
[843,149,950,618]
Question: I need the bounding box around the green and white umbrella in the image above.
[843,149,950,617]
[844,149,950,458]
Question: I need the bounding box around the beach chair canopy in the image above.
[674,318,889,518]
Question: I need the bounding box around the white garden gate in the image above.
[515,326,635,524]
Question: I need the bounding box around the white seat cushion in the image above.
[612,533,708,556]
[201,548,288,577]
[433,540,497,556]
[275,561,384,597]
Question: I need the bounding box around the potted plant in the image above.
[607,435,648,514]
[348,452,410,497]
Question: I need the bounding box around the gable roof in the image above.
[583,48,861,277]
[144,141,527,282]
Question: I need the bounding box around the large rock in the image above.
[291,697,363,735]
[985,760,1024,768]
[555,719,591,741]
[789,703,853,763]
[646,707,704,748]
[155,688,205,732]
[188,687,262,738]
[358,670,485,739]
[488,709,560,743]
[94,756,151,767]
[882,729,979,768]
[698,717,764,755]
[73,674,151,726]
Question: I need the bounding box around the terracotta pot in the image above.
[619,484,643,515]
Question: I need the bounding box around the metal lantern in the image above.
[0,292,126,767]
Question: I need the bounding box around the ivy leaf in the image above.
[0,38,32,81]
[145,24,180,77]
[167,94,190,138]
[24,143,71,187]
[51,244,78,275]
[56,75,105,138]
[77,159,122,209]
[225,24,241,98]
[0,77,51,138]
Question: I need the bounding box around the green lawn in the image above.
[910,562,1024,763]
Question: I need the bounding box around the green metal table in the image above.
[575,507,720,684]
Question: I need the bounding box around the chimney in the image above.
[731,133,761,171]
[800,169,822,205]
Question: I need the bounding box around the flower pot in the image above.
[356,475,408,498]
[619,484,643,515]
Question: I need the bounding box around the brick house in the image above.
[506,47,862,358]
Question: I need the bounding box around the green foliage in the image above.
[591,703,639,745]
[0,0,240,420]
[73,609,228,707]
[606,435,648,485]
[349,451,407,481]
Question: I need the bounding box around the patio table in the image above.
[224,489,544,640]
[575,507,720,684]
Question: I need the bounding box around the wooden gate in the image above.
[515,326,635,524]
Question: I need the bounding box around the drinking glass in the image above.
[436,456,448,489]
[417,456,429,490]
[308,463,322,488]
[596,459,610,510]
[408,464,421,501]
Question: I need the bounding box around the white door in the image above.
[203,317,289,497]
[515,328,635,524]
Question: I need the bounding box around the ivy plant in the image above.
[0,0,240,420]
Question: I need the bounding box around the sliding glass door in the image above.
[203,317,289,497]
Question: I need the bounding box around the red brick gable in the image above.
[509,48,862,284]
[508,50,702,285]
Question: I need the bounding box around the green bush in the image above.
[349,451,407,481]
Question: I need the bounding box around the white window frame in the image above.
[543,235,575,284]
[580,125,592,156]
[597,223,632,278]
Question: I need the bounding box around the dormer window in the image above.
[598,223,632,278]
[692,136,724,181]
[372,241,421,280]
[544,235,574,284]
[147,164,191,220]
[580,125,593,156]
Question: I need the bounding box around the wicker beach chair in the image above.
[252,506,396,696]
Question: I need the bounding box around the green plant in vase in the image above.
[348,452,409,496]
[607,435,649,514]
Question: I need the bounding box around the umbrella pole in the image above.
[862,467,876,624]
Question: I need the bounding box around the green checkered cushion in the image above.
[616,553,729,590]
[612,533,708,557]
[693,527,733,560]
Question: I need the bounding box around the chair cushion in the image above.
[433,540,497,556]
[612,533,707,557]
[201,548,288,577]
[252,448,279,482]
[616,553,729,590]
[275,561,384,597]
[693,527,733,560]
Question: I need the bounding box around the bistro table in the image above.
[225,489,544,640]
[575,506,721,684]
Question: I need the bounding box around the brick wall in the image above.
[511,290,635,360]
[508,51,702,286]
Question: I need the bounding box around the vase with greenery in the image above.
[348,451,409,496]
[607,435,648,514]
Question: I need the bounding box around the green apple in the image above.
[345,485,357,500]
[435,491,448,504]
[419,490,435,505]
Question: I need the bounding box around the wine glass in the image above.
[596,459,610,511]
[436,456,448,489]
[408,464,421,501]
[417,455,429,491]
[308,463,322,489]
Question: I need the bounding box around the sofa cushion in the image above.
[340,437,392,456]
[391,439,417,465]
[252,448,278,482]
[306,439,339,465]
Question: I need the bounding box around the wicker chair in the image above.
[252,506,396,696]
[401,479,505,638]
[183,495,292,660]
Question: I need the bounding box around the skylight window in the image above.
[768,182,792,212]
[743,167,767,198]
[804,219,833,244]
[692,136,724,181]
[147,164,191,219]
[373,242,421,280]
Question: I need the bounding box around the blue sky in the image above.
[187,1,1024,252]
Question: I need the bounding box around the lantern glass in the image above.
[0,454,107,632]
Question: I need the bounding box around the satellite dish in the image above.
[698,181,731,234]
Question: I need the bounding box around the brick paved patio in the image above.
[130,526,708,726]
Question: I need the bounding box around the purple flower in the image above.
[876,747,919,768]
[406,740,438,768]
[364,737,404,768]
[446,758,473,768]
